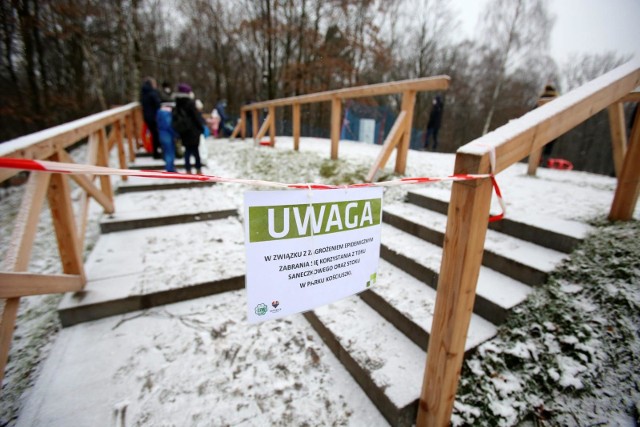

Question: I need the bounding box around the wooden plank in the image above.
[124,114,135,161]
[330,98,342,160]
[96,129,114,204]
[457,60,640,175]
[0,273,83,298]
[0,171,51,385]
[58,150,114,214]
[115,119,128,181]
[78,134,101,245]
[252,110,259,139]
[395,91,416,174]
[365,112,407,182]
[230,119,242,140]
[293,103,301,151]
[417,152,493,426]
[242,76,450,110]
[527,148,543,175]
[254,113,271,144]
[241,110,247,139]
[608,102,628,178]
[268,106,276,146]
[609,104,640,220]
[620,91,640,102]
[47,152,87,283]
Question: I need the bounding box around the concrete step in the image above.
[383,203,568,287]
[304,296,425,427]
[380,223,533,325]
[100,186,239,233]
[58,217,245,327]
[116,179,216,194]
[407,187,592,254]
[304,260,498,426]
[360,259,497,352]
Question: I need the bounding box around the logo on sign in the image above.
[255,303,268,316]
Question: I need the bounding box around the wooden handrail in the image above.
[241,76,450,111]
[0,102,141,386]
[417,58,640,426]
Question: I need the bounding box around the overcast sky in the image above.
[453,0,640,63]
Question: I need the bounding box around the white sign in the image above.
[359,118,376,144]
[244,187,383,323]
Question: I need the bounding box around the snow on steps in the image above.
[58,217,245,326]
[407,187,592,254]
[380,222,532,325]
[101,185,238,233]
[305,260,496,426]
[383,202,568,287]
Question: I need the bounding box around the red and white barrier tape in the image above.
[0,157,505,221]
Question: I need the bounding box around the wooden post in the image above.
[230,119,242,140]
[0,172,51,385]
[417,152,493,426]
[395,91,416,174]
[47,152,87,283]
[268,106,276,146]
[609,106,640,220]
[293,103,301,151]
[116,119,128,181]
[252,110,259,139]
[330,97,342,160]
[608,102,628,178]
[241,110,246,139]
[527,149,543,175]
[125,114,136,161]
[254,113,271,145]
[96,129,114,204]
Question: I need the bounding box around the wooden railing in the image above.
[417,59,640,426]
[238,76,450,181]
[0,102,142,384]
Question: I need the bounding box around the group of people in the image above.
[140,77,225,174]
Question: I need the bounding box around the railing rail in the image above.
[417,58,640,426]
[0,102,142,385]
[238,76,450,181]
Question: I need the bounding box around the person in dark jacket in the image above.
[140,77,163,159]
[173,83,206,174]
[424,95,444,151]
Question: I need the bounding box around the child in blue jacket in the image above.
[156,102,177,172]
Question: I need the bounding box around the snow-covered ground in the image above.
[1,136,638,425]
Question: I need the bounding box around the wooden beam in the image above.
[254,113,271,145]
[115,119,128,181]
[268,106,276,146]
[527,149,543,175]
[417,152,493,426]
[395,91,416,175]
[96,129,114,204]
[609,105,640,220]
[293,103,301,151]
[47,152,86,283]
[241,110,247,139]
[242,76,450,110]
[330,97,342,160]
[365,111,407,182]
[230,119,242,140]
[252,110,259,139]
[0,171,51,385]
[124,114,135,161]
[0,273,83,298]
[608,102,628,178]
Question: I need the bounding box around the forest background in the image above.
[0,0,635,175]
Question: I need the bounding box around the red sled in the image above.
[259,140,274,146]
[547,158,573,170]
[141,122,153,153]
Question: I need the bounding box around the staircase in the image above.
[56,155,592,426]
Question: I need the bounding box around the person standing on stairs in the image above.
[156,102,177,172]
[173,83,207,174]
[140,77,163,159]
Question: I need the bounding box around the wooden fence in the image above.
[0,103,142,385]
[417,59,640,425]
[237,76,450,182]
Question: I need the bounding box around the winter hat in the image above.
[177,83,192,94]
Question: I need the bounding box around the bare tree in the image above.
[477,0,554,134]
